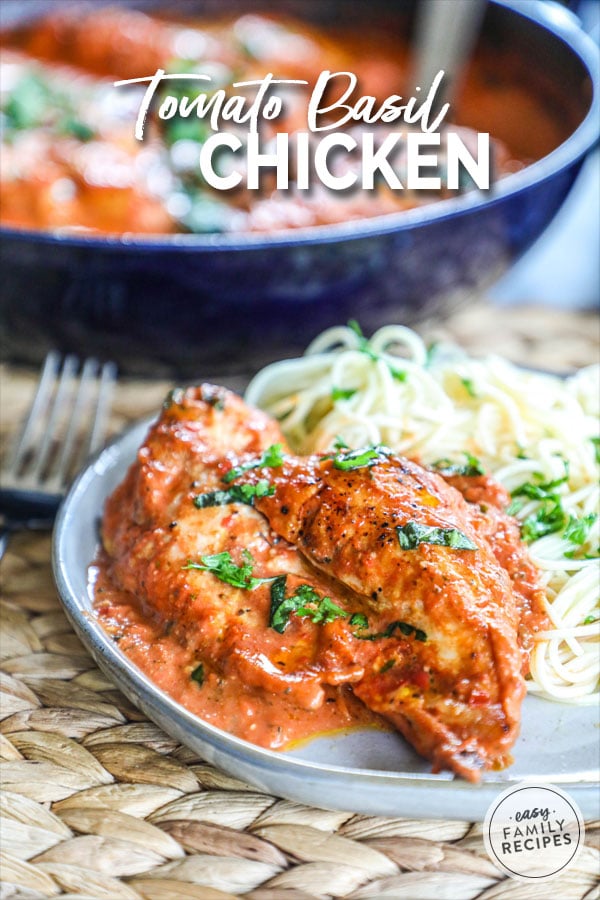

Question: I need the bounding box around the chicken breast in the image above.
[241,452,528,779]
[99,386,370,746]
[98,385,545,779]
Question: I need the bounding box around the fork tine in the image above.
[30,354,79,483]
[4,351,61,476]
[52,356,99,488]
[81,360,118,462]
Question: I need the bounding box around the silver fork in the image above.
[0,352,117,558]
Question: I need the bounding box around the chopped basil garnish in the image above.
[3,71,96,141]
[591,437,600,465]
[506,498,524,516]
[563,514,598,546]
[506,462,599,549]
[159,59,215,147]
[509,463,571,543]
[333,436,350,450]
[269,576,293,633]
[434,452,485,477]
[520,502,567,543]
[332,444,391,472]
[510,465,570,503]
[331,387,357,401]
[461,377,477,398]
[163,387,186,409]
[61,116,95,141]
[223,443,285,483]
[269,582,425,642]
[583,614,599,625]
[4,72,49,130]
[355,619,427,642]
[347,320,407,382]
[190,663,205,685]
[295,588,347,625]
[397,521,477,551]
[194,480,274,508]
[269,579,346,633]
[185,550,274,590]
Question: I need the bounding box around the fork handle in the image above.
[0,516,58,562]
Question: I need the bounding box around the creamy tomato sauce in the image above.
[92,386,547,772]
[92,561,388,748]
[1,6,577,235]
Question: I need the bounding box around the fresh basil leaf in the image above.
[163,387,186,409]
[194,480,274,508]
[434,452,485,477]
[511,464,570,500]
[194,490,235,509]
[4,73,50,130]
[506,498,525,517]
[461,377,477,398]
[269,575,293,633]
[269,580,346,632]
[185,550,274,590]
[332,444,391,472]
[331,387,357,401]
[349,613,369,629]
[583,614,598,625]
[190,663,205,685]
[333,435,350,450]
[388,365,407,383]
[297,593,347,625]
[223,443,285,483]
[397,521,477,551]
[563,514,598,546]
[346,320,408,383]
[60,115,95,141]
[3,71,96,141]
[520,501,567,543]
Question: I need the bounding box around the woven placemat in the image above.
[1,303,599,900]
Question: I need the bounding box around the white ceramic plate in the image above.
[52,418,600,821]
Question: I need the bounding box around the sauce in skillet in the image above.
[1,6,577,235]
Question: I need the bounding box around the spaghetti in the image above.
[246,323,599,705]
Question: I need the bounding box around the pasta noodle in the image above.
[246,323,600,705]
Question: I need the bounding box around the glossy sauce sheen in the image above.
[95,386,548,781]
[1,7,575,234]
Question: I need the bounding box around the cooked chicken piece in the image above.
[237,452,532,779]
[99,385,545,778]
[442,472,548,663]
[100,386,369,747]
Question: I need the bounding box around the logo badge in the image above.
[484,782,585,881]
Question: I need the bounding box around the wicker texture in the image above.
[1,303,599,899]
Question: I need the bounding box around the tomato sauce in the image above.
[1,7,577,234]
[92,563,388,748]
[92,385,548,778]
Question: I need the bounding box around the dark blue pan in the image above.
[1,0,598,376]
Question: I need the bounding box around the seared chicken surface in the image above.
[98,385,546,781]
